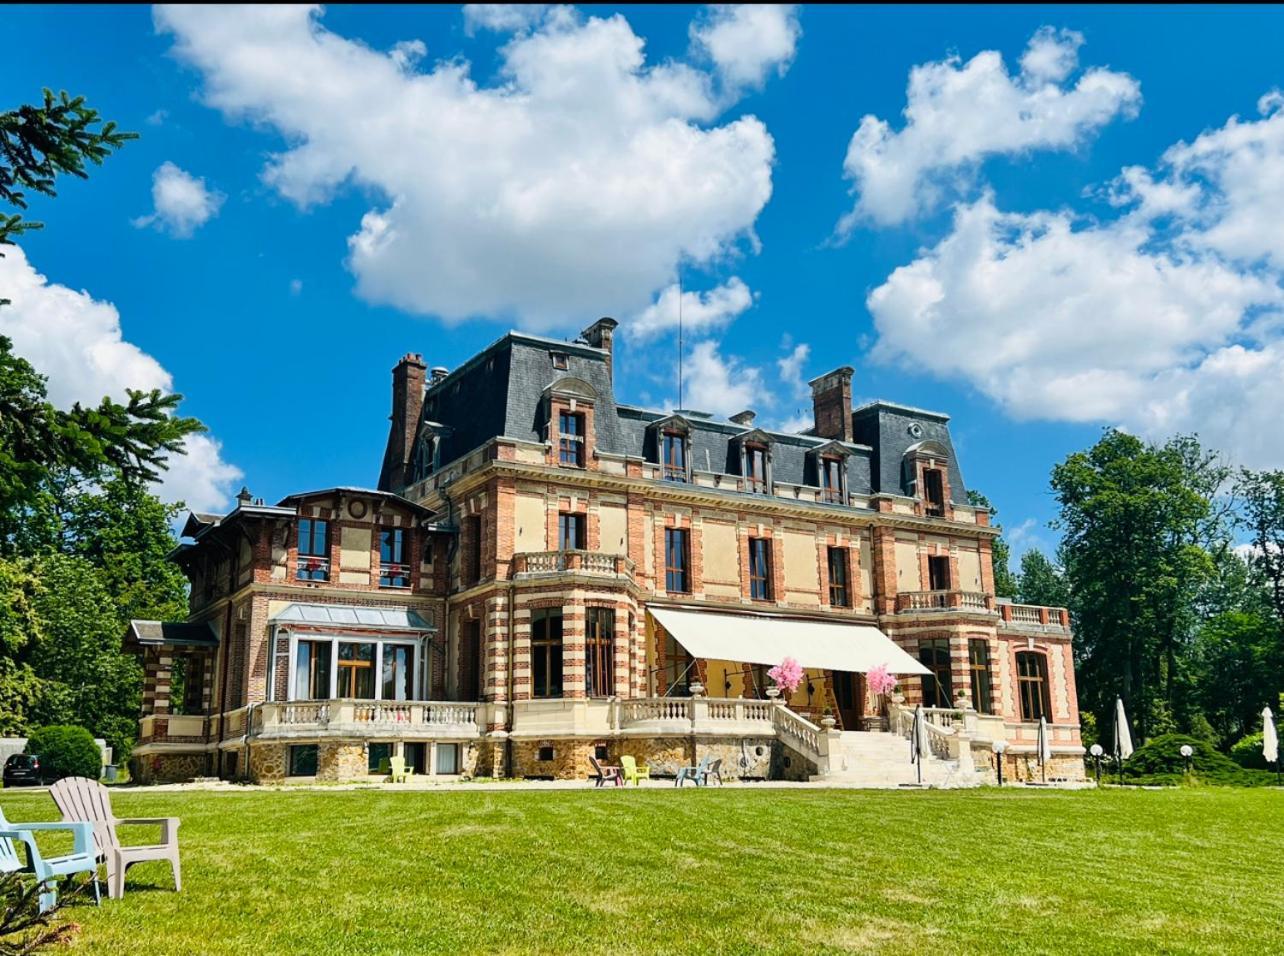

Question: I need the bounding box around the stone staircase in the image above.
[814,730,969,788]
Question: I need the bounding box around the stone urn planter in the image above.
[766,686,782,700]
[688,681,705,697]
[820,715,837,730]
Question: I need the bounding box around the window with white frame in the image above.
[288,634,423,701]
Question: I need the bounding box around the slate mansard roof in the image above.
[400,331,968,504]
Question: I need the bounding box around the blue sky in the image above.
[5,5,1284,567]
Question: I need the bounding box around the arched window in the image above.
[1016,651,1052,721]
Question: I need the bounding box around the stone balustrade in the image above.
[896,590,993,613]
[247,699,483,740]
[511,550,634,580]
[997,602,1071,631]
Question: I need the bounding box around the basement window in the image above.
[538,746,555,762]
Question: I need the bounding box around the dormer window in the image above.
[662,431,688,482]
[744,444,769,494]
[821,456,845,505]
[924,468,946,517]
[559,411,585,467]
[551,352,569,370]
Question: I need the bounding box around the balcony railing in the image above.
[998,603,1071,631]
[250,699,481,738]
[295,554,330,582]
[512,550,634,579]
[379,562,412,589]
[896,590,992,613]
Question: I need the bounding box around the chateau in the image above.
[129,318,1083,785]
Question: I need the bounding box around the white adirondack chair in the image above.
[48,777,181,900]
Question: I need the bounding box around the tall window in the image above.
[379,528,409,588]
[381,644,415,701]
[665,528,690,593]
[337,642,376,699]
[585,607,615,698]
[744,445,768,494]
[294,639,332,700]
[749,537,773,600]
[531,608,564,698]
[558,513,585,550]
[918,638,953,708]
[928,555,951,591]
[1016,651,1051,722]
[460,620,481,700]
[968,639,993,714]
[821,457,845,504]
[464,516,482,585]
[827,546,850,607]
[924,468,946,517]
[559,411,585,467]
[662,432,688,482]
[296,518,329,581]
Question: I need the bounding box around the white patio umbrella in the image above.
[1114,697,1134,785]
[1264,707,1279,784]
[911,705,929,784]
[1037,717,1052,782]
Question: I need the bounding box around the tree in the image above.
[26,553,141,758]
[1,88,136,254]
[1190,610,1282,745]
[1051,430,1230,741]
[967,490,1017,598]
[1237,468,1284,627]
[0,337,204,538]
[1017,548,1070,608]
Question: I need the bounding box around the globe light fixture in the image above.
[1089,743,1104,784]
[1180,743,1194,775]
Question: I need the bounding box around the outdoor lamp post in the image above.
[992,740,1007,786]
[1180,744,1193,776]
[1089,743,1103,785]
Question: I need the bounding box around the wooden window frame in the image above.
[744,443,769,495]
[748,537,773,601]
[585,607,615,698]
[662,431,689,482]
[968,639,993,715]
[296,518,329,581]
[821,456,846,505]
[924,467,947,518]
[531,607,564,699]
[918,638,953,708]
[928,554,952,591]
[665,527,691,594]
[1016,651,1052,722]
[558,512,585,551]
[558,411,586,467]
[827,546,850,607]
[379,527,410,589]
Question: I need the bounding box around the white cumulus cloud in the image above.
[630,277,754,339]
[839,27,1141,229]
[691,5,801,92]
[133,161,224,237]
[463,5,556,35]
[683,339,763,417]
[154,4,780,330]
[0,246,242,511]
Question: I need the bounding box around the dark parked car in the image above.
[3,754,43,787]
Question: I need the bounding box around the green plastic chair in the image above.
[389,756,414,783]
[0,806,99,912]
[619,755,650,786]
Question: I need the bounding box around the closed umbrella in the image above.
[1037,717,1052,783]
[1114,697,1134,785]
[911,705,929,785]
[1264,707,1279,785]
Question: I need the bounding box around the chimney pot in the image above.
[430,366,449,384]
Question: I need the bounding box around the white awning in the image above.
[648,607,929,676]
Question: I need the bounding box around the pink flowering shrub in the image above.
[866,664,898,697]
[767,657,804,695]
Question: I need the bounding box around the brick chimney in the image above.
[378,353,427,492]
[809,366,854,442]
[581,317,618,381]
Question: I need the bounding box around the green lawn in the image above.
[2,786,1281,954]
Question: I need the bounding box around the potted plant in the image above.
[766,657,803,702]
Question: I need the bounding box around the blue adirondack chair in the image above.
[675,754,714,787]
[0,806,100,912]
